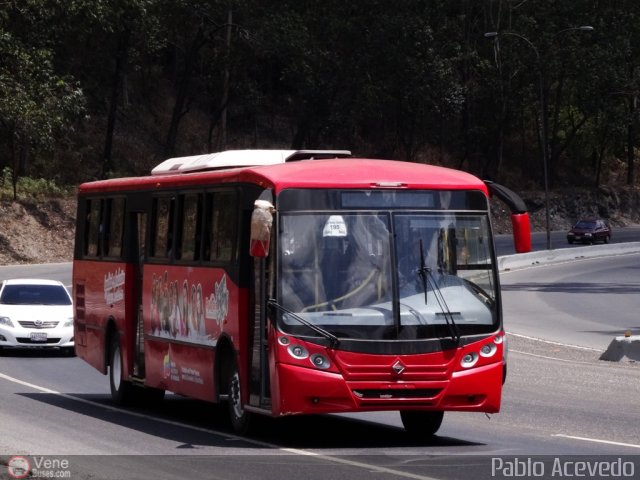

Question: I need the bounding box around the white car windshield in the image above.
[0,285,71,306]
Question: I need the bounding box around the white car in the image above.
[0,278,74,355]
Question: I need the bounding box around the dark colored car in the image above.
[567,219,612,244]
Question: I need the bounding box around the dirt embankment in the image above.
[0,198,76,265]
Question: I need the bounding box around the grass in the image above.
[0,167,74,200]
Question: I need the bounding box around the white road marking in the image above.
[0,372,439,480]
[507,332,602,352]
[552,434,640,450]
[510,350,597,365]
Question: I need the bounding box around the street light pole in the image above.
[484,26,593,250]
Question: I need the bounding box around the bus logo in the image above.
[7,456,30,479]
[392,360,406,374]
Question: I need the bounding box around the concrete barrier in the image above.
[600,335,640,362]
[498,241,640,272]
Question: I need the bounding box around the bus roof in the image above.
[79,157,488,195]
[151,149,352,175]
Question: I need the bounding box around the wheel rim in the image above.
[112,344,122,391]
[230,371,243,420]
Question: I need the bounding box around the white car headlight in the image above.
[63,318,74,328]
[0,316,14,327]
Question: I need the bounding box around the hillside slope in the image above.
[0,198,76,265]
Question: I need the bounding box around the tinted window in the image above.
[575,221,596,229]
[342,191,435,208]
[105,197,126,258]
[151,196,175,259]
[177,193,202,261]
[0,284,71,306]
[279,189,488,212]
[204,190,237,263]
[85,199,102,257]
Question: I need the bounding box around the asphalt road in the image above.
[1,248,640,479]
[0,262,71,285]
[500,253,640,349]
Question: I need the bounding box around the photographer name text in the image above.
[492,457,635,478]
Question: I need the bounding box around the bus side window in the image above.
[84,198,102,257]
[104,197,125,259]
[151,196,175,259]
[203,190,237,263]
[176,193,202,262]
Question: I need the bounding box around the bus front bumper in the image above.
[273,360,502,416]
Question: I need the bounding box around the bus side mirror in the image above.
[250,199,275,257]
[484,180,532,254]
[511,212,531,253]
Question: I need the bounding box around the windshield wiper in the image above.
[416,239,460,345]
[267,299,340,347]
[398,302,429,326]
[417,239,430,304]
[462,278,495,307]
[427,271,460,345]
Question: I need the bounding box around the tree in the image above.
[44,0,164,178]
[0,29,84,198]
[153,0,239,158]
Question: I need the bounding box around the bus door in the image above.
[130,211,147,379]
[248,193,274,410]
[248,257,271,409]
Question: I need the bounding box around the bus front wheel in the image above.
[227,359,252,434]
[400,410,444,437]
[109,334,135,405]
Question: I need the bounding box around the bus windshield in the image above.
[277,210,497,344]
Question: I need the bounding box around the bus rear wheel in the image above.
[400,410,444,437]
[227,359,252,435]
[109,334,135,405]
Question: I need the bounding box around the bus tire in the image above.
[400,410,444,437]
[109,334,135,405]
[227,358,251,435]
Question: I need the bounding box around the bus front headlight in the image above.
[310,354,331,370]
[480,343,497,357]
[288,344,309,359]
[460,352,479,368]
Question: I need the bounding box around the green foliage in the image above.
[0,0,639,189]
[0,1,86,189]
[0,167,71,200]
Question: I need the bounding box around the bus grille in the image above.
[352,388,441,399]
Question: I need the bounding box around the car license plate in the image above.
[30,332,47,342]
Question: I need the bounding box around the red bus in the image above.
[72,149,530,436]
